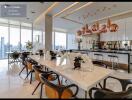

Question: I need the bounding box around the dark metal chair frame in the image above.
[19,52,30,76]
[39,72,79,99]
[89,86,132,99]
[24,58,38,84]
[32,65,60,98]
[89,76,132,99]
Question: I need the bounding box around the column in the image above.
[45,14,53,51]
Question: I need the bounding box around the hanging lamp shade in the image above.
[85,24,92,34]
[96,21,99,30]
[91,24,97,31]
[82,26,85,34]
[109,24,118,32]
[107,18,111,28]
[77,30,82,36]
[100,24,107,33]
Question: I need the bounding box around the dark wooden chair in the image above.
[89,87,132,99]
[32,65,59,98]
[89,76,132,99]
[19,52,30,76]
[24,58,38,84]
[104,76,132,91]
[9,51,20,64]
[39,72,79,99]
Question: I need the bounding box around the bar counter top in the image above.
[69,49,132,55]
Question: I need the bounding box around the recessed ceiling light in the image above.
[31,11,36,14]
[4,4,10,8]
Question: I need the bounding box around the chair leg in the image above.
[30,71,33,84]
[103,78,107,88]
[19,66,26,76]
[98,83,103,88]
[25,67,28,79]
[40,83,44,99]
[25,71,31,80]
[32,82,41,95]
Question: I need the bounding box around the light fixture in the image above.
[31,11,36,14]
[4,4,10,8]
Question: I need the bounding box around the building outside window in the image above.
[10,25,20,52]
[0,25,9,59]
[21,28,32,51]
[54,31,67,51]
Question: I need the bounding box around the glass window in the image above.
[21,22,32,28]
[21,28,32,51]
[9,20,20,26]
[10,25,20,52]
[33,30,42,44]
[54,31,66,50]
[0,25,9,59]
[0,18,8,24]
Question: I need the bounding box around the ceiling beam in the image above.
[62,2,94,18]
[34,2,59,25]
[87,9,132,25]
[61,17,83,25]
[53,2,79,17]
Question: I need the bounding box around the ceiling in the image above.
[0,2,132,32]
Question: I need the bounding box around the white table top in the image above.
[29,55,113,91]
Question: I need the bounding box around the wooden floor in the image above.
[0,59,132,98]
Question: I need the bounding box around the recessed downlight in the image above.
[31,11,36,14]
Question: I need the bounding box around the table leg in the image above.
[103,78,106,88]
[85,91,88,99]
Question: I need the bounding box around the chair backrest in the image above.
[25,58,38,70]
[39,73,78,99]
[33,65,44,81]
[10,52,20,60]
[89,87,132,99]
[20,52,30,64]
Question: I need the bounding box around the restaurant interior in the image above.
[0,2,132,99]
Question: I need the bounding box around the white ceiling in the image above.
[0,2,132,32]
[64,2,132,24]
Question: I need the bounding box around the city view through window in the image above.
[0,18,67,59]
[54,31,67,51]
[0,19,44,59]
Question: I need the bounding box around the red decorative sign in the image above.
[76,19,119,36]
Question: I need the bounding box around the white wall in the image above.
[100,17,132,41]
[67,28,98,50]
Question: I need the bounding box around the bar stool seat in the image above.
[107,54,119,70]
[93,53,107,68]
[93,54,103,63]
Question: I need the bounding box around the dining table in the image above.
[28,54,113,98]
